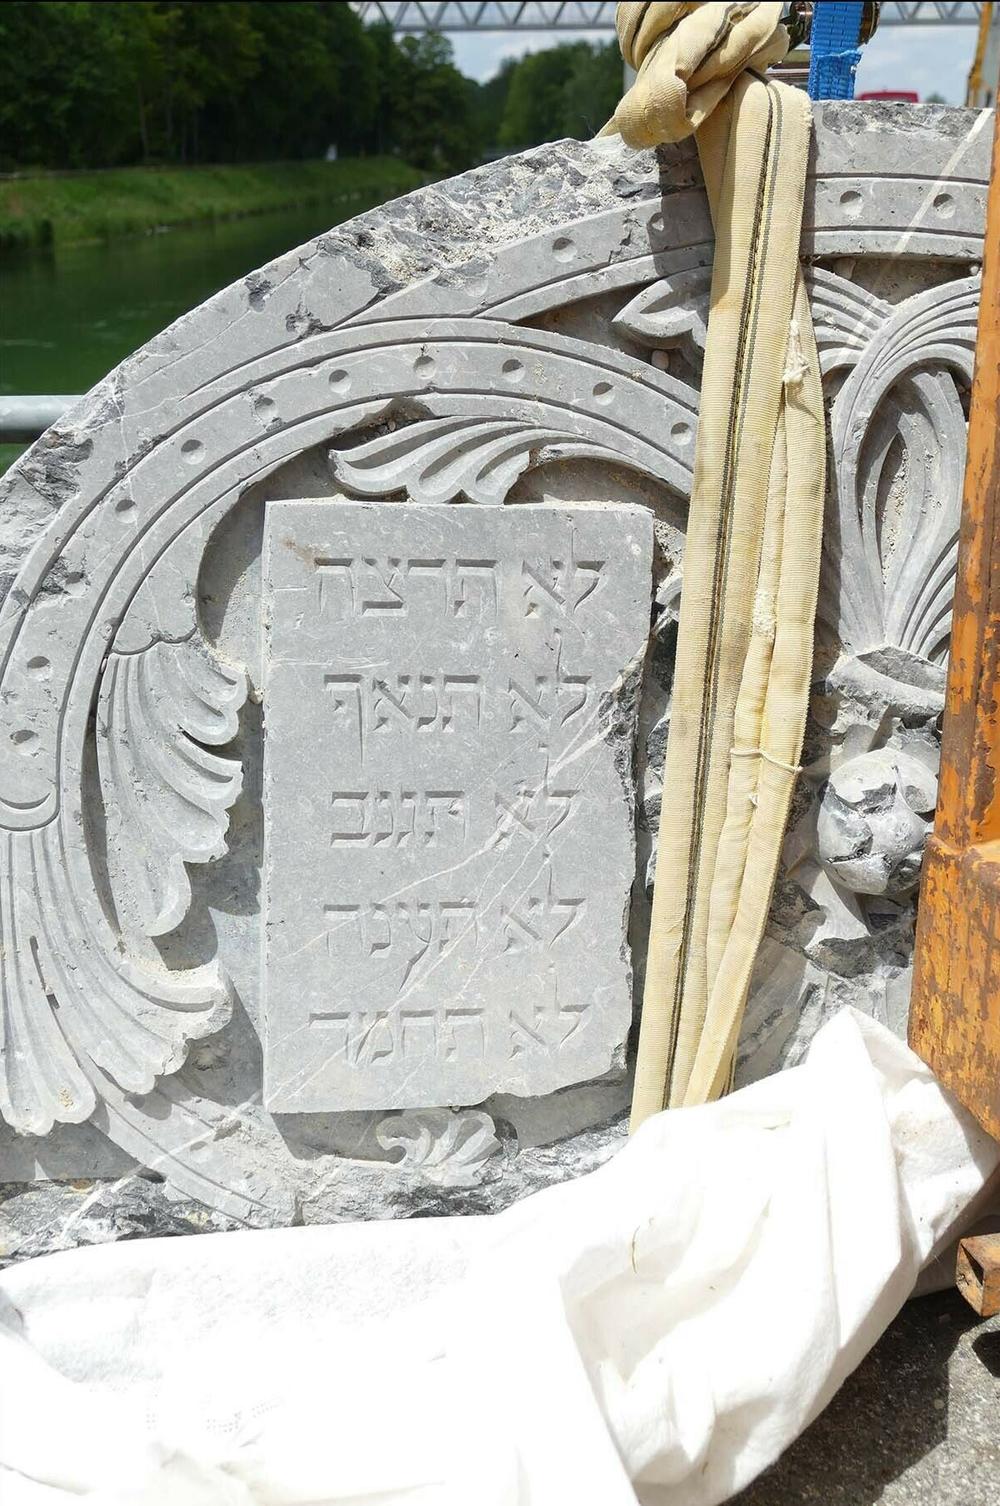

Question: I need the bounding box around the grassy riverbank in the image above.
[0,158,430,252]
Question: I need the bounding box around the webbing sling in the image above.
[601,4,826,1123]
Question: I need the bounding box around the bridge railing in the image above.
[0,397,79,445]
[348,1,984,32]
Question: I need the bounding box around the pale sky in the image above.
[450,24,980,104]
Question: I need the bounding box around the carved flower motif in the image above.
[374,1109,500,1186]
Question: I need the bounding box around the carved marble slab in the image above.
[0,103,991,1259]
[262,501,651,1111]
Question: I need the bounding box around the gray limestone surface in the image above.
[262,500,651,1112]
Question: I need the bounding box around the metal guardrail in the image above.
[0,396,78,445]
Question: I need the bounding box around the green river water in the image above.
[0,198,389,473]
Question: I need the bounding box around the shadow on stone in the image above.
[971,1329,1000,1379]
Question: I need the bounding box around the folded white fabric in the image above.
[1,1008,997,1506]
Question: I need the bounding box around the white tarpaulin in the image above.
[1,1008,997,1506]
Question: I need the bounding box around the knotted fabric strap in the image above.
[602,4,826,1123]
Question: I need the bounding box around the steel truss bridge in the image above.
[350,2,985,32]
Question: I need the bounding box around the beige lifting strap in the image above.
[601,4,826,1125]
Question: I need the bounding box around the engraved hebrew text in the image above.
[262,501,652,1112]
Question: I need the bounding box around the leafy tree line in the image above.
[0,2,623,174]
[497,40,622,148]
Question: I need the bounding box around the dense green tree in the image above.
[499,41,622,149]
[155,2,261,163]
[0,2,480,171]
[0,5,616,174]
[471,56,517,153]
[392,32,480,172]
[500,45,583,149]
[0,3,141,168]
[560,42,622,139]
[198,2,375,162]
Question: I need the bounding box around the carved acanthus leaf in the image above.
[822,275,979,666]
[807,267,887,373]
[0,822,232,1136]
[375,1108,500,1185]
[97,635,247,937]
[1,517,247,1136]
[613,268,710,366]
[331,415,655,506]
[615,265,889,375]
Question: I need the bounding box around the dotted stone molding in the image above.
[0,104,992,1244]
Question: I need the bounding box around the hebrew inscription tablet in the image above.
[262,501,653,1112]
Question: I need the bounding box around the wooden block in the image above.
[910,840,1000,1141]
[909,108,1000,1143]
[956,1233,1000,1319]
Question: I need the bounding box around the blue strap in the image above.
[807,2,864,100]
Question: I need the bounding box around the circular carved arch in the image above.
[0,106,990,1221]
